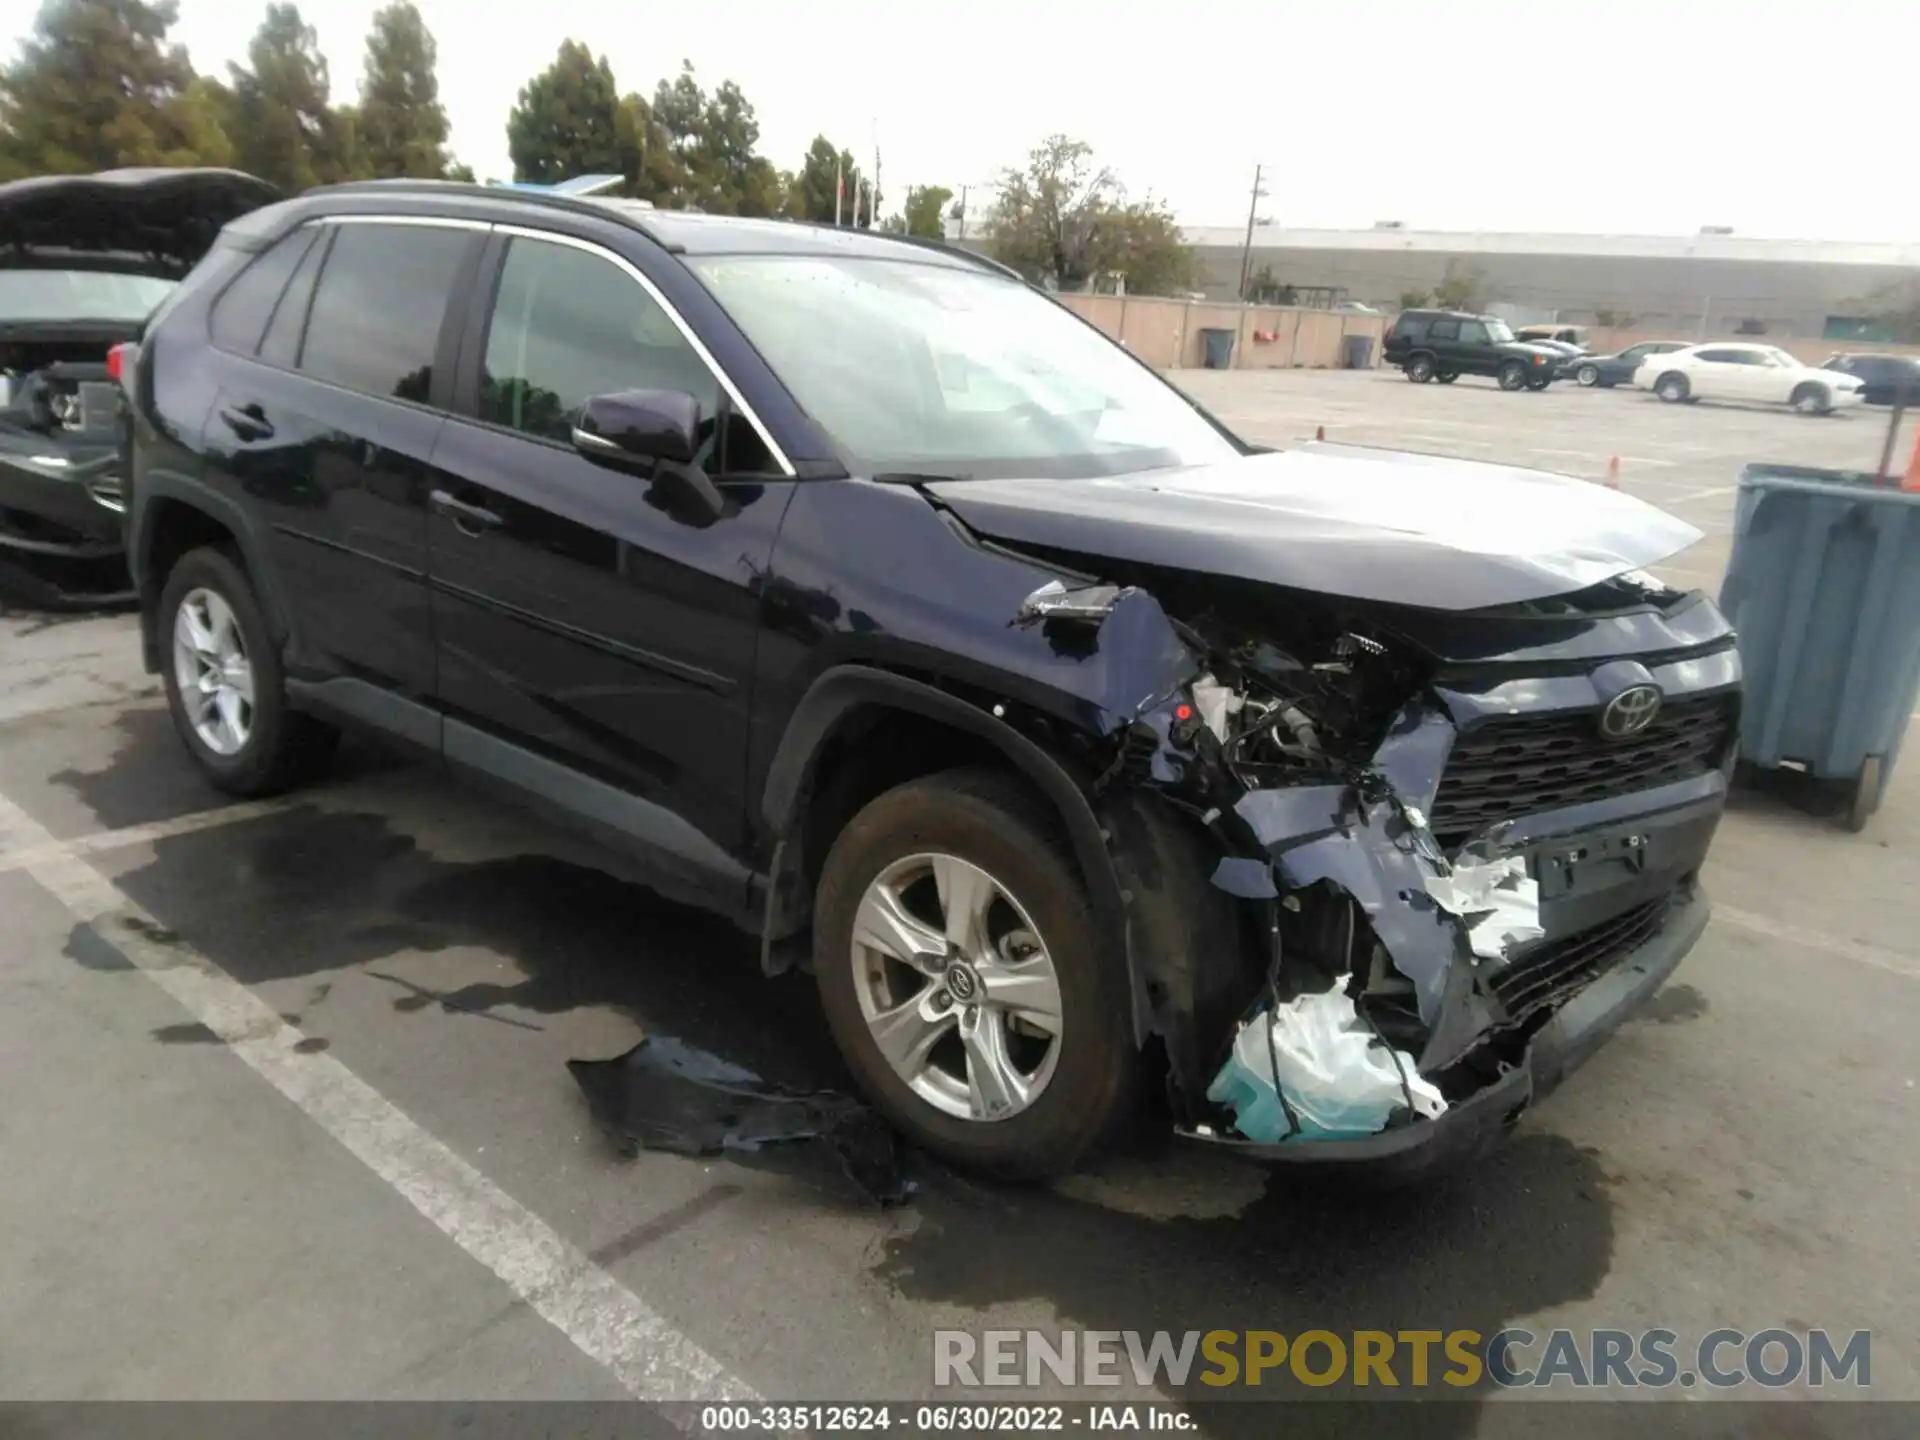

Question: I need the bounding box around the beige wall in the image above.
[1053,294,1387,370]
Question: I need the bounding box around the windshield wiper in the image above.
[871,470,975,485]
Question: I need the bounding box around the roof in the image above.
[301,179,1013,276]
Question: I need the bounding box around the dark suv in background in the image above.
[1384,308,1564,390]
[120,181,1738,1181]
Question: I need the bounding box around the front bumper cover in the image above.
[1183,880,1709,1178]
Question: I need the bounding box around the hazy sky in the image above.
[9,0,1913,238]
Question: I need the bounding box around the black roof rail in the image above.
[308,178,681,251]
[858,228,1025,282]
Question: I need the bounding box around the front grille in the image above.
[1488,896,1671,1024]
[1429,691,1736,848]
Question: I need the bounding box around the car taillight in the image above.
[107,343,132,382]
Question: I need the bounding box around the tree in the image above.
[226,4,354,194]
[1592,306,1638,328]
[0,0,232,174]
[614,91,683,203]
[790,135,863,223]
[1103,199,1197,297]
[1430,259,1489,312]
[986,135,1119,290]
[986,135,1194,295]
[354,1,451,178]
[902,184,952,239]
[507,40,621,185]
[1398,288,1431,311]
[1248,265,1298,306]
[693,77,777,215]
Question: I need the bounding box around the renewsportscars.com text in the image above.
[933,1327,1871,1390]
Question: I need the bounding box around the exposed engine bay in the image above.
[1008,550,1735,1154]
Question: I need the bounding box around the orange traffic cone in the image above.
[1904,427,1920,493]
[1605,455,1621,489]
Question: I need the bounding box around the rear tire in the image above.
[813,767,1135,1180]
[1405,354,1436,383]
[1655,372,1691,403]
[1498,361,1528,391]
[159,546,338,797]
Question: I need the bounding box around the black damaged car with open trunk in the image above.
[0,168,277,603]
[120,180,1741,1179]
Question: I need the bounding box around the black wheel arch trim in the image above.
[758,663,1153,1045]
[131,468,295,674]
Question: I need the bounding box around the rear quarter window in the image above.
[208,227,319,355]
[1393,315,1429,341]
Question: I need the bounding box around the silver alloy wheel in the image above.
[172,587,255,757]
[850,851,1064,1123]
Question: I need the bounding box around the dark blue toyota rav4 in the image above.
[121,180,1740,1180]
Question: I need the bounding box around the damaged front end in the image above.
[1013,566,1730,1173]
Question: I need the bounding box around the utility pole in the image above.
[1237,163,1267,301]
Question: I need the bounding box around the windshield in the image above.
[0,269,175,323]
[690,255,1241,480]
[1484,319,1515,343]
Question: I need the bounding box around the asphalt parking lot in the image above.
[2,370,1915,1430]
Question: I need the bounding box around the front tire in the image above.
[1655,372,1691,403]
[1498,361,1528,391]
[1576,364,1601,387]
[813,767,1135,1180]
[160,546,338,796]
[1791,383,1831,416]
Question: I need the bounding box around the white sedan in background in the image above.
[1634,343,1866,414]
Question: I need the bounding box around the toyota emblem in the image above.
[1600,685,1662,739]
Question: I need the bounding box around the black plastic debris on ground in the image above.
[568,1036,913,1207]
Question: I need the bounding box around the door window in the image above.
[299,222,473,403]
[1456,321,1488,344]
[479,236,774,473]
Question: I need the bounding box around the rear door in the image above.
[1425,316,1463,371]
[205,216,483,709]
[426,227,796,875]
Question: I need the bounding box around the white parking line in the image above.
[0,788,758,1411]
[0,797,296,875]
[1715,903,1920,982]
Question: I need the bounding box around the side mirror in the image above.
[571,389,701,469]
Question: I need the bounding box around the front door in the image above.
[427,230,795,882]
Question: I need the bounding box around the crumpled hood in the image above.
[0,168,280,279]
[925,441,1703,611]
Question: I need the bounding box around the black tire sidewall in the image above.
[813,771,1134,1178]
[158,547,299,793]
[1578,365,1599,386]
[1658,374,1688,402]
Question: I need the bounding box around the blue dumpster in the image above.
[1717,464,1920,830]
[1200,328,1235,370]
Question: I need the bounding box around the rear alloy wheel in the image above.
[813,767,1134,1179]
[1405,354,1436,383]
[1576,364,1601,387]
[160,546,338,796]
[1791,383,1831,416]
[1498,360,1528,391]
[1655,372,1691,403]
